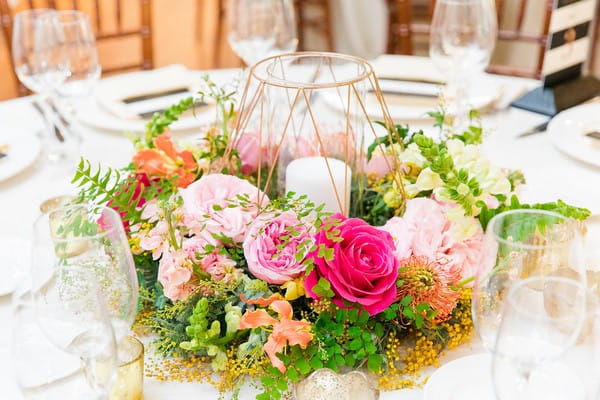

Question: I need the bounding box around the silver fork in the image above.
[31,99,65,142]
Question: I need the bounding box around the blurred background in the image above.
[0,0,598,101]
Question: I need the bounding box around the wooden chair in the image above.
[0,0,153,97]
[293,0,334,51]
[386,0,554,78]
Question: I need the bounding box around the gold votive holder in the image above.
[39,195,76,213]
[110,336,144,400]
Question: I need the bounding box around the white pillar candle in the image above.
[285,156,352,215]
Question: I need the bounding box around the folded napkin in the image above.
[371,55,445,84]
[95,65,203,120]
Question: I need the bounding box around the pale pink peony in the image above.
[380,217,414,261]
[445,233,484,283]
[381,198,484,285]
[180,174,269,243]
[158,248,195,301]
[243,211,313,284]
[404,198,453,260]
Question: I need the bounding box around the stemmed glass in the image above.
[12,9,71,162]
[472,209,586,352]
[429,0,497,133]
[227,0,298,67]
[13,273,117,400]
[45,10,100,135]
[493,276,600,400]
[32,203,139,363]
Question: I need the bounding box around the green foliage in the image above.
[478,195,591,233]
[180,299,243,370]
[143,96,195,147]
[71,158,177,224]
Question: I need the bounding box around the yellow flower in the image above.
[281,277,306,301]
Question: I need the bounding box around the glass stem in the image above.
[37,93,68,162]
[451,78,469,135]
[80,356,108,400]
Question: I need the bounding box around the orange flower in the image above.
[132,132,197,187]
[240,294,312,372]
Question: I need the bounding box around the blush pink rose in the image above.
[180,174,269,243]
[445,230,484,283]
[365,154,393,178]
[381,198,484,286]
[404,198,452,260]
[243,211,313,284]
[305,214,399,315]
[236,132,273,175]
[158,248,195,301]
[380,216,414,261]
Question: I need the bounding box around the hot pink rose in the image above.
[243,211,313,284]
[180,174,269,243]
[305,214,399,315]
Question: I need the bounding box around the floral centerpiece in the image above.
[72,75,589,399]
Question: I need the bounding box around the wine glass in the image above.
[13,277,117,400]
[227,0,298,66]
[47,10,100,98]
[32,203,139,362]
[493,276,600,400]
[12,9,71,162]
[40,10,101,145]
[429,0,497,133]
[472,209,585,352]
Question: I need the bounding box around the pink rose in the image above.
[382,198,484,286]
[180,174,269,243]
[243,211,313,284]
[158,248,194,301]
[446,232,484,283]
[365,154,393,178]
[306,214,399,315]
[236,132,266,175]
[404,198,451,260]
[380,217,414,260]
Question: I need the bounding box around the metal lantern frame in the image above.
[224,51,407,215]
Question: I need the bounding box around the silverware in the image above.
[377,77,444,86]
[517,120,550,138]
[31,100,65,143]
[47,99,71,131]
[122,87,190,104]
[371,89,439,99]
[586,131,600,140]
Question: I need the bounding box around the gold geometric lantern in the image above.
[226,52,405,216]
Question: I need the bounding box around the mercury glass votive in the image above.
[39,195,76,213]
[110,335,144,400]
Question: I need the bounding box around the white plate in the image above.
[548,103,600,168]
[320,75,502,122]
[0,131,41,182]
[0,237,30,296]
[77,95,216,133]
[77,68,240,133]
[424,353,494,400]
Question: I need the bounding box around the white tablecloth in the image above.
[1,68,599,400]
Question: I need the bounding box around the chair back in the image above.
[0,0,153,96]
[387,0,554,78]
